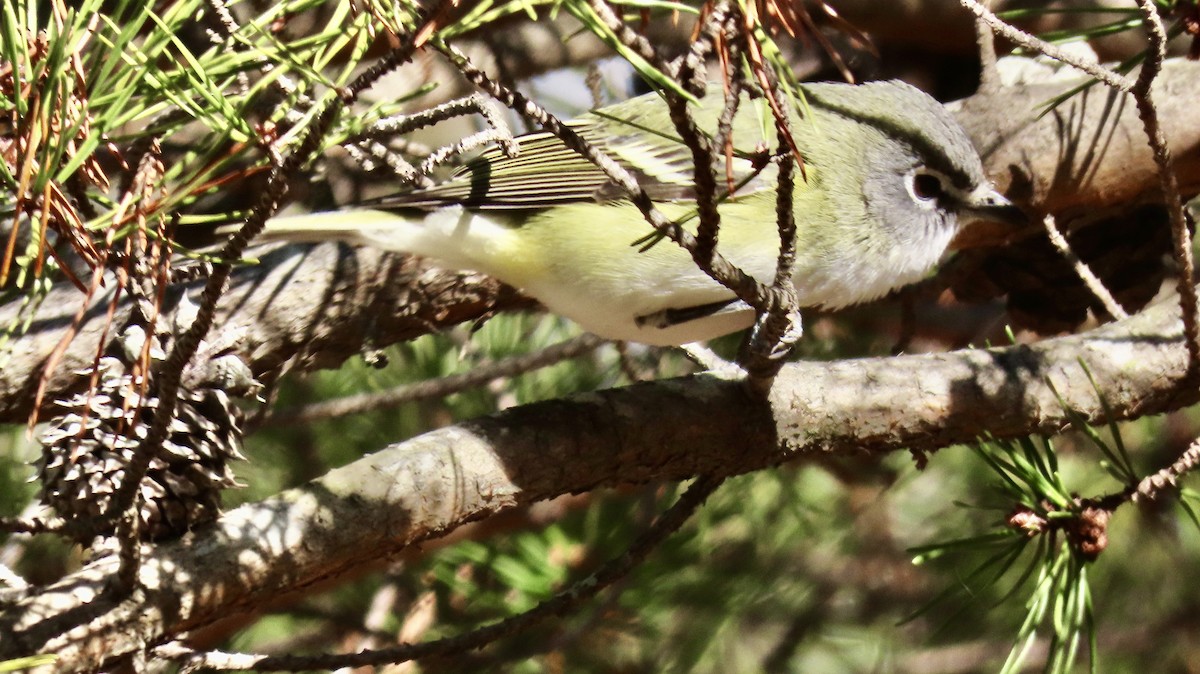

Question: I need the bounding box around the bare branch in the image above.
[261,333,607,427]
[0,244,531,424]
[1129,0,1200,374]
[2,296,1195,671]
[973,3,1001,94]
[1134,437,1200,503]
[1040,214,1128,320]
[155,476,723,672]
[957,0,1134,91]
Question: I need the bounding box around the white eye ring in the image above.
[908,168,948,205]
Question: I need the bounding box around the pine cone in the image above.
[38,334,248,543]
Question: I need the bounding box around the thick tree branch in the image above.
[1,295,1194,671]
[0,243,533,422]
[951,58,1200,248]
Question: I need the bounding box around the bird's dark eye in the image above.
[912,172,945,202]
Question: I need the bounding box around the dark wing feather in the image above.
[367,113,767,211]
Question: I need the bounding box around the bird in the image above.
[257,80,1023,346]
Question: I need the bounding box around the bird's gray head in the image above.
[801,80,1024,247]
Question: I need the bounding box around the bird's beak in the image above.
[959,186,1027,227]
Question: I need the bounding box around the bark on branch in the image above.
[953,58,1200,247]
[0,296,1194,671]
[0,244,533,422]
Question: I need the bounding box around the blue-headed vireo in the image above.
[259,80,1023,345]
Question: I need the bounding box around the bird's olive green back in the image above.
[370,80,980,219]
[368,85,789,211]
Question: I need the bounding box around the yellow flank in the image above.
[487,188,817,318]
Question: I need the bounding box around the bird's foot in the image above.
[741,309,803,381]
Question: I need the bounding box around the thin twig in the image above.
[667,90,720,267]
[157,475,726,672]
[676,1,732,97]
[204,0,309,114]
[713,48,746,195]
[417,110,516,175]
[260,334,607,427]
[1134,437,1200,503]
[585,62,604,108]
[348,93,519,185]
[1041,214,1127,320]
[958,0,1134,92]
[168,261,214,285]
[204,0,240,38]
[733,61,802,384]
[203,0,248,99]
[670,1,734,265]
[768,69,798,308]
[586,0,675,76]
[345,140,428,187]
[1130,0,1200,374]
[973,1,1002,94]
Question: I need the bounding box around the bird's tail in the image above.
[245,208,417,247]
[238,206,512,274]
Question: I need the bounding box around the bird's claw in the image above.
[742,309,803,379]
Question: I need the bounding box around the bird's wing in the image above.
[368,113,769,211]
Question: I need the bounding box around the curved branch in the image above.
[0,296,1193,671]
[0,243,534,422]
[952,59,1200,248]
